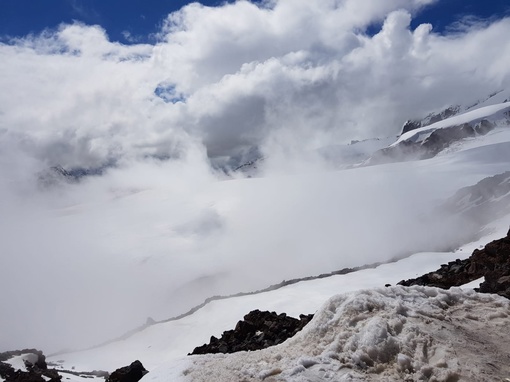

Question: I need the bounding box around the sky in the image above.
[1,1,509,44]
[0,0,242,44]
[1,0,510,353]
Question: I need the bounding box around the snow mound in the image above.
[162,286,510,382]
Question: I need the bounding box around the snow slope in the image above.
[4,131,510,353]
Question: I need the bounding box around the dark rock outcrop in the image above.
[427,105,461,125]
[398,228,510,299]
[401,119,422,135]
[370,118,496,165]
[400,106,461,135]
[37,165,109,188]
[107,360,147,382]
[189,310,313,355]
[420,122,476,158]
[0,350,61,382]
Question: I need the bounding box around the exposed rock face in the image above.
[0,350,61,382]
[398,228,510,299]
[189,310,313,355]
[401,105,461,135]
[401,119,422,135]
[37,165,108,188]
[420,122,477,157]
[371,119,495,164]
[107,360,148,382]
[443,171,510,216]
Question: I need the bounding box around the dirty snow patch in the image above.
[163,286,510,382]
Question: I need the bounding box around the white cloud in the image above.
[1,1,509,166]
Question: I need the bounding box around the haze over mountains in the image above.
[1,1,510,381]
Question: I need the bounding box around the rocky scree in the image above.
[399,227,510,299]
[189,309,313,355]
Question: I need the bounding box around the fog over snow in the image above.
[1,0,510,353]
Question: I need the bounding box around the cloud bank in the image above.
[1,0,510,352]
[1,0,510,168]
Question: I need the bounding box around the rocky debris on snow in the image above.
[189,310,314,355]
[398,228,510,299]
[0,350,61,382]
[106,360,147,382]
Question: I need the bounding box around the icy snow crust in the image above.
[164,287,510,382]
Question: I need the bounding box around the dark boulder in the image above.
[107,360,148,382]
[189,309,313,355]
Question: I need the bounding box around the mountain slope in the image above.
[401,89,510,135]
[367,101,510,164]
[45,216,510,373]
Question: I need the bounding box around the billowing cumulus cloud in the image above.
[1,0,510,352]
[1,0,509,168]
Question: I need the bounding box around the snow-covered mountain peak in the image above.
[401,89,510,135]
[365,101,510,165]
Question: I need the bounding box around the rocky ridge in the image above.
[398,227,510,299]
[369,118,498,164]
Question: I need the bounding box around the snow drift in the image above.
[168,286,510,382]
